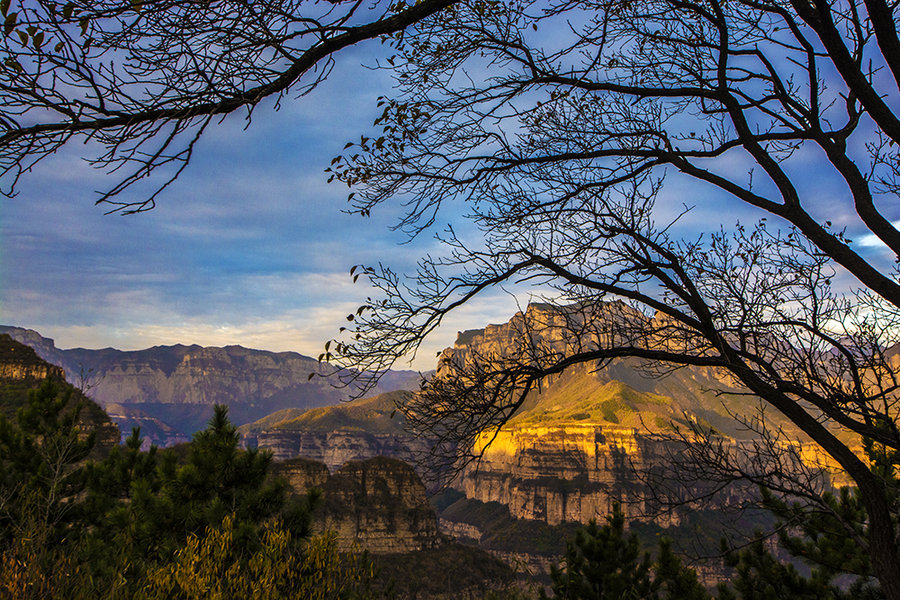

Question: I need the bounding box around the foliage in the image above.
[0,378,93,547]
[542,504,708,600]
[0,399,363,599]
[716,437,900,600]
[372,542,515,599]
[0,0,456,210]
[545,500,888,600]
[4,0,900,596]
[717,538,846,600]
[140,515,376,600]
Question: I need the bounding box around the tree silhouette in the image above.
[4,0,900,596]
[320,2,900,597]
[0,0,456,211]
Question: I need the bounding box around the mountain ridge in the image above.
[0,333,120,451]
[0,325,422,445]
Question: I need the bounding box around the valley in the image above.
[0,303,861,593]
[0,325,421,445]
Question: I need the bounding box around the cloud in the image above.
[856,220,900,248]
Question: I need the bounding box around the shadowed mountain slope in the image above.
[0,326,421,445]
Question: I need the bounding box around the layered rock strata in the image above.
[456,425,677,526]
[0,334,119,451]
[259,429,425,469]
[437,303,851,526]
[276,456,441,554]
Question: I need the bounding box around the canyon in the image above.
[3,302,859,590]
[250,304,842,523]
[0,332,510,598]
[244,302,852,585]
[0,325,421,445]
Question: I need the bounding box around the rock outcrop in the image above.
[0,326,421,444]
[0,339,64,382]
[0,334,119,451]
[272,456,331,493]
[456,424,678,526]
[276,456,441,554]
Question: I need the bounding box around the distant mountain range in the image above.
[0,325,422,445]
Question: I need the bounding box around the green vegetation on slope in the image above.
[0,334,116,451]
[0,388,375,600]
[510,375,684,431]
[240,390,412,436]
[500,364,819,442]
[373,543,515,599]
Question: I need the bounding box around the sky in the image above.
[1,32,898,372]
[0,43,533,371]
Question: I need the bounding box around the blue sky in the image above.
[1,41,898,372]
[0,44,529,370]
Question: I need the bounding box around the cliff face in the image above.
[451,423,800,528]
[272,456,331,494]
[258,429,425,468]
[0,334,120,451]
[0,326,421,444]
[439,304,852,526]
[457,425,676,526]
[0,327,357,407]
[276,456,441,554]
[0,353,63,382]
[441,304,767,437]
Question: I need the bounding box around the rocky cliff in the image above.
[0,334,119,451]
[439,304,851,527]
[275,456,441,554]
[271,457,515,598]
[0,338,64,382]
[221,302,853,591]
[457,424,676,525]
[0,326,421,445]
[245,304,847,532]
[243,390,427,469]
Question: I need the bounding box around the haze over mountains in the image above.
[0,325,421,445]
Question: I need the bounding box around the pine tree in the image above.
[0,378,94,547]
[542,504,710,600]
[83,406,299,566]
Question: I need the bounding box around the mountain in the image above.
[0,326,422,445]
[242,390,426,467]
[248,302,831,477]
[0,334,119,452]
[244,302,852,585]
[439,303,847,513]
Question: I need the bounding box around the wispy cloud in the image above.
[856,220,900,248]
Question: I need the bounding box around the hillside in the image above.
[0,334,119,451]
[240,389,411,436]
[0,326,421,444]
